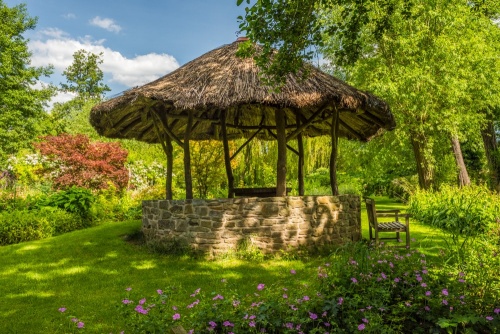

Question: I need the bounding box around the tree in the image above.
[61,50,110,100]
[238,0,500,189]
[34,134,129,191]
[0,1,54,165]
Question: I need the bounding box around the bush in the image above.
[36,186,95,220]
[117,242,499,333]
[408,185,499,238]
[0,207,83,245]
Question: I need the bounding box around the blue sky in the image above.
[5,0,247,104]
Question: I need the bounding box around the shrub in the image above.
[0,207,83,245]
[408,185,499,257]
[118,242,499,333]
[34,133,129,191]
[36,186,95,222]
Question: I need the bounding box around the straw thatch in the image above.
[90,39,395,143]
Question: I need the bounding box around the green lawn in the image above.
[0,197,447,333]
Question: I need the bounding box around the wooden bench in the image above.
[233,187,291,198]
[365,197,411,248]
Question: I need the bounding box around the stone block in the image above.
[158,201,169,210]
[194,206,208,216]
[261,219,280,226]
[158,219,175,230]
[161,211,172,219]
[189,226,211,233]
[188,219,200,227]
[175,221,188,232]
[287,199,305,208]
[194,238,220,244]
[170,205,183,214]
[201,220,212,228]
[197,232,219,239]
[237,218,260,228]
[261,203,279,217]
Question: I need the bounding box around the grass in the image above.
[0,196,447,333]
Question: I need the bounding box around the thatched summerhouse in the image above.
[91,38,395,199]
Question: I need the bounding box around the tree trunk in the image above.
[165,135,173,200]
[450,135,471,187]
[481,119,500,192]
[410,131,434,190]
[330,111,339,196]
[275,109,287,196]
[183,111,194,199]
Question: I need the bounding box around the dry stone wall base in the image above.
[142,195,361,256]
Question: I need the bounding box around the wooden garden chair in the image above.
[365,197,411,248]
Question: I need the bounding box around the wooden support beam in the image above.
[165,113,220,124]
[330,109,340,196]
[358,111,386,128]
[225,123,298,130]
[296,114,305,196]
[151,111,184,148]
[151,119,174,200]
[325,118,367,141]
[275,109,287,196]
[230,127,263,161]
[221,110,235,198]
[286,103,331,142]
[266,129,299,156]
[184,110,194,199]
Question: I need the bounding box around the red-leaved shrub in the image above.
[35,134,129,191]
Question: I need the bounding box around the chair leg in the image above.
[396,232,400,242]
[406,229,410,249]
[369,225,373,243]
[375,229,379,247]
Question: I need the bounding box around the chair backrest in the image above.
[365,197,378,227]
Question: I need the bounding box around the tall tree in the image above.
[0,1,54,165]
[61,49,110,100]
[238,0,500,189]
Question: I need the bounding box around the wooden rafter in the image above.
[286,102,332,142]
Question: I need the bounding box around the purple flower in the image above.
[486,316,493,321]
[358,323,366,331]
[394,277,400,283]
[285,323,294,329]
[71,318,78,322]
[381,272,387,279]
[362,318,369,323]
[223,321,234,327]
[190,288,201,297]
[209,321,217,328]
[77,322,84,329]
[309,312,318,320]
[425,291,431,296]
[459,279,465,283]
[249,321,256,327]
[421,283,427,287]
[173,313,181,320]
[157,289,163,295]
[424,306,430,311]
[290,269,296,274]
[58,307,66,313]
[338,297,344,305]
[324,322,331,327]
[213,294,224,300]
[442,289,449,296]
[442,299,448,305]
[135,305,149,315]
[139,298,146,305]
[416,276,423,282]
[232,300,240,307]
[303,296,310,301]
[125,287,132,291]
[122,299,132,304]
[494,308,500,314]
[351,277,358,284]
[283,294,288,299]
[257,283,265,291]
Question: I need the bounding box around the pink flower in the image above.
[223,321,234,327]
[358,323,366,331]
[425,291,431,296]
[249,321,256,327]
[157,289,163,295]
[338,297,344,305]
[486,316,493,321]
[125,287,132,291]
[442,289,449,296]
[58,307,66,313]
[139,298,146,305]
[173,313,180,320]
[212,294,224,300]
[77,322,84,329]
[494,308,500,314]
[122,299,132,304]
[303,296,310,301]
[257,284,265,291]
[309,312,318,320]
[351,277,358,283]
[283,294,288,299]
[442,299,448,305]
[290,269,296,274]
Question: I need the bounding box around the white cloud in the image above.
[89,16,122,33]
[28,31,179,88]
[62,13,76,20]
[38,28,70,39]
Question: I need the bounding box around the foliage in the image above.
[409,185,500,261]
[34,133,129,191]
[118,241,499,333]
[60,49,110,100]
[0,1,55,164]
[0,207,83,245]
[36,186,95,220]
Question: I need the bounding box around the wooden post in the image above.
[165,134,173,200]
[296,114,305,196]
[221,110,235,198]
[330,109,339,196]
[184,110,194,199]
[275,109,287,196]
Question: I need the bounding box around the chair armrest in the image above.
[376,209,400,213]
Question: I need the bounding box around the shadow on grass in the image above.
[0,220,320,333]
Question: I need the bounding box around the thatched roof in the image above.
[90,39,395,142]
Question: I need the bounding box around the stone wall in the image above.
[142,195,361,255]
